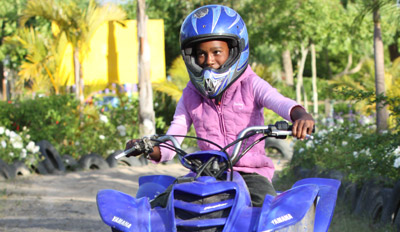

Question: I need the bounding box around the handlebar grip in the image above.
[287,124,315,133]
[115,140,143,160]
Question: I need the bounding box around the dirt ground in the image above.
[0,163,188,232]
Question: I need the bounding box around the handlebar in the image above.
[230,123,313,164]
[115,135,181,160]
[117,121,313,163]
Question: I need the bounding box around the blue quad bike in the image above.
[97,121,341,232]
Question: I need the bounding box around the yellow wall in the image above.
[60,19,166,89]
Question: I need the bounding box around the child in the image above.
[126,4,314,207]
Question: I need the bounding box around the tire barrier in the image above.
[37,140,66,174]
[369,188,393,224]
[276,164,400,230]
[0,158,15,180]
[265,137,293,160]
[78,153,109,170]
[293,166,312,179]
[337,181,349,201]
[354,182,383,216]
[341,182,360,213]
[30,161,49,175]
[321,169,345,182]
[61,154,79,171]
[381,180,400,225]
[394,207,400,231]
[11,161,31,177]
[106,150,145,168]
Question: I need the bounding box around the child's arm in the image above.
[252,76,299,122]
[152,97,192,162]
[125,97,192,162]
[290,106,315,140]
[252,76,314,139]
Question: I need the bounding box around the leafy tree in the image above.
[4,26,71,95]
[242,0,338,113]
[137,0,156,136]
[353,0,400,132]
[122,0,242,69]
[0,0,28,99]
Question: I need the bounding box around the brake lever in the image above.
[115,150,130,159]
[114,137,155,160]
[115,145,137,159]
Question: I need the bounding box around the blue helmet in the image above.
[180,5,249,99]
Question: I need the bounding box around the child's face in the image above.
[195,40,229,70]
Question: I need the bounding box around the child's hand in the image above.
[290,106,315,140]
[125,139,144,157]
[125,139,161,161]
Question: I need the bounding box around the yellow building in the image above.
[60,19,166,95]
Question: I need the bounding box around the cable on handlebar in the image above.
[194,156,217,179]
[221,131,258,155]
[166,134,224,150]
[157,134,232,179]
[232,135,268,166]
[155,140,186,156]
[219,131,258,181]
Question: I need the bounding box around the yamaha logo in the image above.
[112,216,132,229]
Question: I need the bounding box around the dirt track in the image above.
[0,163,187,232]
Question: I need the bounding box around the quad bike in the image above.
[97,121,340,231]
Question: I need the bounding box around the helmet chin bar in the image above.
[204,77,220,94]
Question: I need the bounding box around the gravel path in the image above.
[0,163,188,232]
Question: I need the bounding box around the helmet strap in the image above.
[215,94,222,105]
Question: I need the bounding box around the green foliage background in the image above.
[0,94,141,161]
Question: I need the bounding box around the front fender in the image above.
[257,184,319,231]
[292,178,341,232]
[97,189,151,232]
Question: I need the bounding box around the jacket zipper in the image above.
[214,95,227,146]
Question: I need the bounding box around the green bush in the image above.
[77,94,140,158]
[0,95,81,158]
[0,94,80,144]
[0,126,41,166]
[290,117,400,184]
[288,85,400,185]
[0,94,141,160]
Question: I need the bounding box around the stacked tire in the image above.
[36,140,66,174]
[381,181,400,230]
[0,159,15,180]
[0,140,151,182]
[78,153,109,170]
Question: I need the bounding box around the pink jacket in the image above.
[159,65,300,181]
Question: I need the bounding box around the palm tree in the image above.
[352,0,396,132]
[20,0,126,103]
[4,27,67,94]
[371,0,388,132]
[152,57,189,102]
